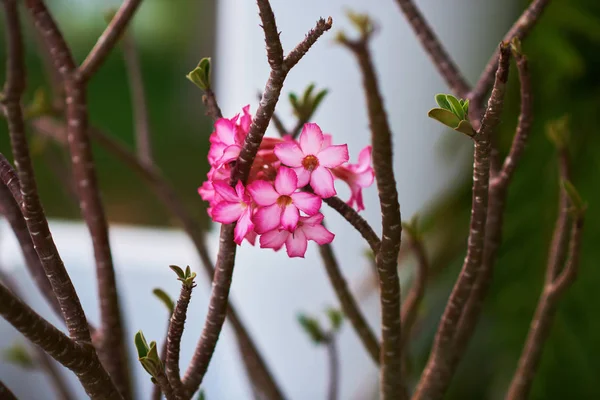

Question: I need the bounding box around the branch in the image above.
[0,380,17,400]
[24,1,132,395]
[0,282,121,399]
[318,241,380,364]
[339,29,404,399]
[77,0,143,82]
[470,0,550,106]
[284,17,333,70]
[393,0,469,97]
[122,26,152,165]
[506,206,585,400]
[203,89,223,120]
[400,233,428,351]
[413,44,511,400]
[326,334,340,400]
[165,276,195,398]
[2,0,93,344]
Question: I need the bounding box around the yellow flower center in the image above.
[302,155,319,171]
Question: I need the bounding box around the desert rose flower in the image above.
[274,123,349,198]
[211,181,254,245]
[259,213,334,257]
[332,145,375,211]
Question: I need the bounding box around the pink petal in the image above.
[212,202,244,224]
[274,142,304,167]
[198,181,215,202]
[216,144,241,166]
[321,134,333,150]
[234,207,254,244]
[247,180,279,206]
[281,204,300,231]
[293,167,311,187]
[318,144,349,168]
[299,123,324,155]
[234,181,246,199]
[240,105,252,134]
[291,192,322,215]
[259,229,289,251]
[208,142,227,165]
[212,118,236,145]
[253,203,283,234]
[357,146,372,170]
[285,228,308,258]
[310,166,336,198]
[244,229,258,246]
[355,169,375,188]
[212,181,240,203]
[274,166,298,195]
[302,223,335,245]
[301,213,324,226]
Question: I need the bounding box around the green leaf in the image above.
[134,331,149,358]
[289,93,300,114]
[455,120,476,137]
[312,89,329,115]
[428,108,461,128]
[546,116,570,150]
[446,94,465,120]
[186,58,212,90]
[561,180,586,215]
[346,10,373,36]
[3,344,35,369]
[169,265,185,280]
[297,313,325,343]
[198,390,206,400]
[325,308,344,332]
[461,98,470,115]
[435,94,452,111]
[303,83,315,106]
[152,288,175,314]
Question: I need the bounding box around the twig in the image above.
[165,280,195,398]
[122,27,153,165]
[0,282,121,399]
[400,234,428,351]
[319,241,380,365]
[325,334,340,400]
[202,89,223,121]
[183,4,331,394]
[470,0,550,107]
[2,0,92,344]
[284,17,333,70]
[413,44,511,400]
[78,0,143,82]
[506,210,584,400]
[0,380,17,400]
[393,0,469,97]
[24,1,132,394]
[339,32,404,399]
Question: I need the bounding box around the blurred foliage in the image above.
[415,1,600,399]
[0,0,214,228]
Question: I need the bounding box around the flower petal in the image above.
[212,202,244,224]
[274,166,298,195]
[285,228,308,258]
[357,145,372,170]
[281,204,300,231]
[212,181,240,203]
[212,118,236,145]
[355,169,375,188]
[247,180,279,206]
[299,123,324,155]
[234,207,254,244]
[310,166,336,198]
[302,223,335,245]
[294,167,311,187]
[291,192,322,215]
[253,203,283,233]
[259,229,289,251]
[215,144,241,166]
[301,212,324,226]
[274,142,304,167]
[318,144,349,168]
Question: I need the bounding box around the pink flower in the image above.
[248,167,322,233]
[211,181,254,245]
[332,146,375,211]
[208,106,251,167]
[274,123,349,198]
[259,213,334,258]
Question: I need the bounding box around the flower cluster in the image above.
[199,106,374,257]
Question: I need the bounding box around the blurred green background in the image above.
[1,1,599,399]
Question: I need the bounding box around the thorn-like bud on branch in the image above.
[186,58,212,91]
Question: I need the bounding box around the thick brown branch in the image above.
[470,0,549,106]
[0,283,121,399]
[77,0,143,82]
[319,241,381,365]
[165,282,194,398]
[284,17,333,70]
[256,0,284,69]
[341,36,403,399]
[400,235,428,351]
[24,1,131,396]
[326,335,340,400]
[413,44,510,400]
[202,89,223,121]
[393,0,469,97]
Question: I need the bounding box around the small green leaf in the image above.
[134,331,149,358]
[185,265,191,278]
[546,116,570,150]
[186,58,212,90]
[427,108,461,129]
[510,37,523,56]
[346,10,373,36]
[303,83,315,106]
[3,344,35,369]
[561,180,586,215]
[445,95,465,120]
[289,93,300,114]
[325,308,344,332]
[461,99,470,115]
[198,390,206,400]
[455,120,475,137]
[435,94,452,111]
[169,265,185,280]
[152,288,175,314]
[297,313,325,343]
[312,89,329,114]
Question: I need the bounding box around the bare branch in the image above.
[400,233,428,351]
[319,241,381,365]
[326,334,340,400]
[284,17,333,70]
[339,31,404,399]
[393,0,469,97]
[78,0,143,82]
[413,44,511,400]
[203,89,223,120]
